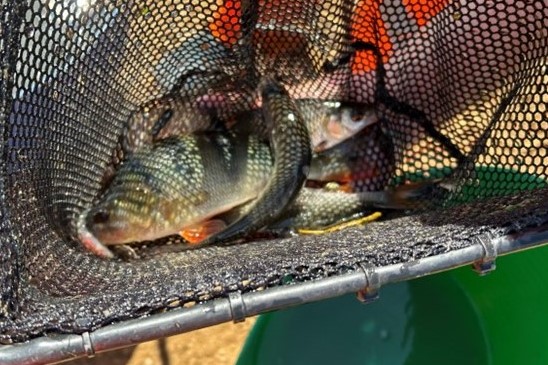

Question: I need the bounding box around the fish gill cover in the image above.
[0,0,546,343]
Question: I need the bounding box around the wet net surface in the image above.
[0,0,547,343]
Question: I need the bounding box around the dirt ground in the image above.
[67,317,256,365]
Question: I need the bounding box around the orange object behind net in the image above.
[209,0,452,73]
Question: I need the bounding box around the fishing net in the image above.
[0,0,547,345]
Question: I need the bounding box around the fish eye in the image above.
[92,210,110,224]
[350,111,364,122]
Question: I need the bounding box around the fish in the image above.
[102,96,376,198]
[79,130,444,258]
[121,95,375,155]
[79,131,272,258]
[218,99,378,153]
[196,78,312,245]
[271,186,409,232]
[308,121,394,192]
[306,101,378,152]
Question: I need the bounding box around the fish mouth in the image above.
[88,223,136,245]
[82,206,137,245]
[76,210,114,258]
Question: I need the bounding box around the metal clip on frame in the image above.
[82,331,95,358]
[356,263,380,303]
[228,292,247,323]
[472,233,498,275]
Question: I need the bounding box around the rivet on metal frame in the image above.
[82,331,96,358]
[472,233,497,275]
[228,292,247,323]
[356,262,380,303]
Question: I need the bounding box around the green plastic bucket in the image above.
[237,167,547,364]
[237,245,548,365]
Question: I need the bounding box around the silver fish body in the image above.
[309,122,394,192]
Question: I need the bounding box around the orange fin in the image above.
[180,220,227,245]
[323,170,353,184]
[338,183,354,193]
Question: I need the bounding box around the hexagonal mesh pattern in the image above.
[0,0,546,343]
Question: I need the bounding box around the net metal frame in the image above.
[0,0,546,363]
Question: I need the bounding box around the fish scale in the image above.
[81,133,273,250]
[199,79,313,244]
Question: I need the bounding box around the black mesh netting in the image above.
[0,0,546,343]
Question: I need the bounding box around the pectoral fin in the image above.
[180,219,228,245]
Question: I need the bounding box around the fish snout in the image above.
[84,205,133,245]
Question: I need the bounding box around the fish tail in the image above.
[280,180,454,231]
[362,179,456,209]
